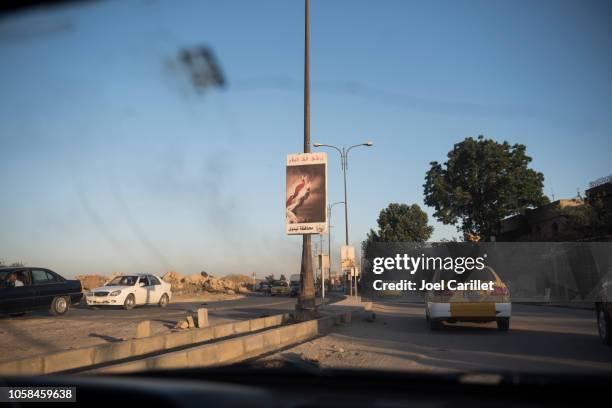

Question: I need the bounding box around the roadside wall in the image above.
[91,312,353,374]
[0,314,289,376]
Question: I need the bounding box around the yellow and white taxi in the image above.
[425,266,511,331]
[270,280,290,296]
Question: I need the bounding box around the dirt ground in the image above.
[0,292,242,363]
[261,306,452,374]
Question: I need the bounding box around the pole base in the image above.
[294,303,317,321]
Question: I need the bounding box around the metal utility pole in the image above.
[327,201,344,293]
[296,0,316,320]
[320,233,324,299]
[342,150,349,246]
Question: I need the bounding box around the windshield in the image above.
[1,0,611,390]
[106,276,138,286]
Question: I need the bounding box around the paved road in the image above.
[263,301,612,374]
[73,294,299,324]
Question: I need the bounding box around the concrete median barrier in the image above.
[90,305,364,374]
[0,297,366,376]
[0,313,290,376]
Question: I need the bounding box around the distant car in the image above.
[0,267,83,316]
[425,266,511,331]
[258,282,271,295]
[595,278,612,345]
[85,274,171,310]
[270,280,289,296]
[290,281,300,297]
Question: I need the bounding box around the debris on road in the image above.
[174,320,189,330]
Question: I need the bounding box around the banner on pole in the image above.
[341,245,356,269]
[286,153,328,234]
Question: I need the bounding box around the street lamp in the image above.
[326,201,344,298]
[314,141,373,297]
[313,141,373,246]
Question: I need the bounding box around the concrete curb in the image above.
[0,313,289,376]
[89,308,363,374]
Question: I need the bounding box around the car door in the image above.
[134,276,149,305]
[0,269,35,314]
[147,275,163,303]
[31,269,62,309]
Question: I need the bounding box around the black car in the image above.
[0,267,83,316]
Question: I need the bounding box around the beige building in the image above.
[499,199,584,242]
[499,177,612,242]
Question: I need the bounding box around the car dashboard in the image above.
[2,364,611,407]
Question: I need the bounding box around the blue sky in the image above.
[1,0,611,278]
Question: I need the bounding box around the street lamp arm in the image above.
[345,143,373,170]
[346,142,373,155]
[313,143,344,169]
[314,143,343,156]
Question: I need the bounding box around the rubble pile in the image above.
[161,271,252,295]
[75,275,107,291]
[75,271,253,296]
[76,272,125,291]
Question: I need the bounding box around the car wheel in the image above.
[159,293,169,308]
[497,317,510,331]
[123,294,135,310]
[50,296,69,315]
[429,319,442,330]
[597,306,612,345]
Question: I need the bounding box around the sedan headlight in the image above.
[86,292,93,297]
[110,290,122,296]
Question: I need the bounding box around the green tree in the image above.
[362,203,433,259]
[423,136,548,240]
[370,203,434,242]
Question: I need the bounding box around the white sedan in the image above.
[85,274,172,310]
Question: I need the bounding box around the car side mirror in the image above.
[139,282,145,287]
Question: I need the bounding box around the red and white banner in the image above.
[285,152,327,235]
